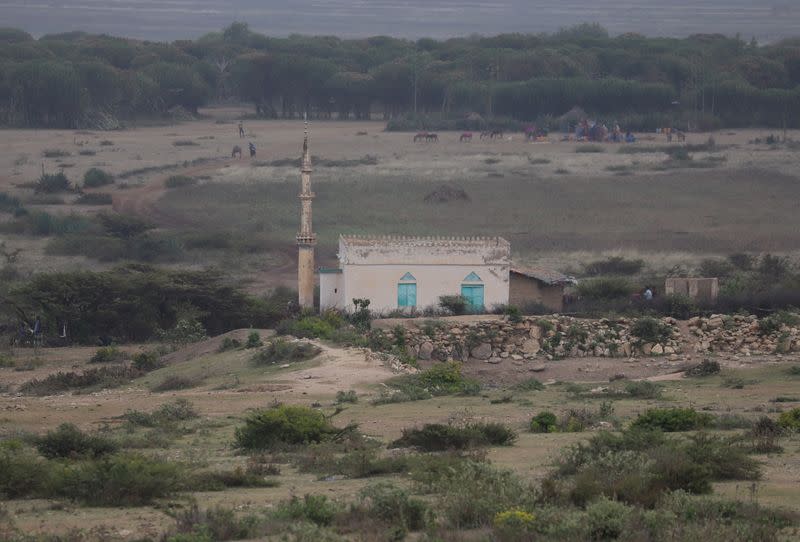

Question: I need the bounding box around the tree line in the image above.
[1,23,800,129]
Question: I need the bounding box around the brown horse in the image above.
[231,145,242,158]
[426,133,439,142]
[460,132,473,142]
[413,132,428,142]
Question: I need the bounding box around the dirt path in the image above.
[111,159,229,228]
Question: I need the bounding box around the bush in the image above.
[335,390,358,404]
[530,411,558,433]
[43,149,70,158]
[234,405,337,450]
[586,498,631,540]
[576,277,633,300]
[132,351,163,371]
[165,175,198,188]
[158,318,207,346]
[622,380,663,399]
[19,365,144,395]
[685,359,721,377]
[277,311,345,340]
[83,168,114,188]
[512,378,545,392]
[35,172,72,193]
[391,422,517,451]
[631,408,714,432]
[245,331,263,348]
[685,433,760,481]
[0,441,54,499]
[583,256,644,276]
[89,346,127,364]
[35,423,117,459]
[359,482,429,532]
[375,362,480,404]
[251,338,321,366]
[217,336,241,352]
[630,317,672,344]
[777,408,800,431]
[493,508,536,541]
[122,399,198,427]
[55,453,184,506]
[274,494,339,526]
[663,294,697,319]
[439,294,468,315]
[151,375,203,392]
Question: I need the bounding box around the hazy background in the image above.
[1,0,799,41]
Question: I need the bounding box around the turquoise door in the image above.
[398,283,417,308]
[461,285,484,310]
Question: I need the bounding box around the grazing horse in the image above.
[413,132,428,142]
[426,133,439,142]
[460,132,473,142]
[675,131,686,142]
[231,145,242,159]
[481,129,503,140]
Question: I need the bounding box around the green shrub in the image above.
[359,482,429,532]
[530,411,558,433]
[173,140,198,147]
[132,351,163,371]
[218,336,242,351]
[42,149,70,158]
[251,338,321,366]
[55,453,184,506]
[274,494,339,526]
[623,380,662,399]
[170,504,264,541]
[35,423,117,459]
[504,305,523,323]
[335,390,358,404]
[191,467,279,490]
[631,408,714,432]
[493,508,537,541]
[0,441,51,498]
[89,346,127,364]
[277,311,345,340]
[586,498,631,540]
[35,172,72,193]
[151,375,203,392]
[777,408,800,431]
[0,192,24,214]
[630,317,672,344]
[234,405,337,450]
[439,294,468,315]
[512,378,545,392]
[576,277,633,300]
[685,433,760,481]
[83,168,114,188]
[375,362,480,404]
[165,175,198,188]
[663,294,697,319]
[19,365,144,395]
[788,365,800,376]
[122,399,198,427]
[391,422,517,451]
[685,359,721,377]
[245,331,263,348]
[158,318,207,346]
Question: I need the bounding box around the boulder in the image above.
[418,341,434,361]
[470,342,493,360]
[651,344,664,355]
[521,338,541,355]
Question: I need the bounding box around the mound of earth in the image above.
[161,328,275,365]
[424,184,471,203]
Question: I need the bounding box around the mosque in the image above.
[294,128,572,314]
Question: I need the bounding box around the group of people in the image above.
[237,121,256,157]
[15,316,42,347]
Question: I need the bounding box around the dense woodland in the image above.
[2,22,800,129]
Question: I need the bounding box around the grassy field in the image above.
[1,335,799,539]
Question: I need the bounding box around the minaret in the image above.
[297,119,316,310]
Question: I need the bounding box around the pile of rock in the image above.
[380,316,683,364]
[687,314,800,355]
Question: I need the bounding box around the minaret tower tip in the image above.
[297,115,316,310]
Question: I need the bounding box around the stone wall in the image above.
[688,314,800,355]
[375,313,800,365]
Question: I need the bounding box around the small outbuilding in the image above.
[509,267,577,312]
[664,277,719,303]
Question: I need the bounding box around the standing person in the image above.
[248,141,256,158]
[643,286,653,301]
[238,121,245,138]
[32,315,42,347]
